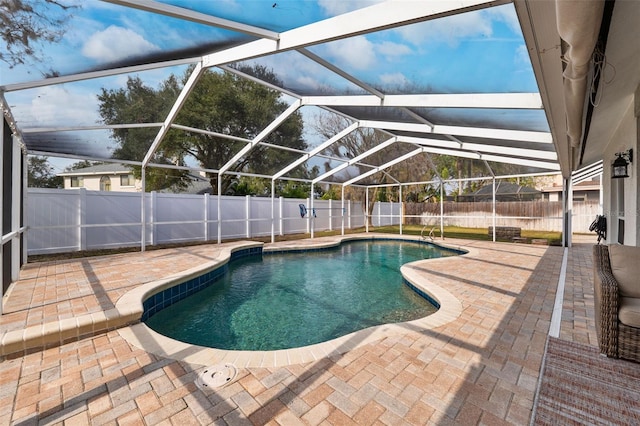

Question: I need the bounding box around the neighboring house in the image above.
[58,164,139,192]
[541,178,601,203]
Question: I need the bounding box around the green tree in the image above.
[98,75,189,192]
[98,66,309,193]
[174,66,307,194]
[1,0,79,70]
[27,156,62,188]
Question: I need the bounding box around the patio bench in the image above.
[488,226,521,240]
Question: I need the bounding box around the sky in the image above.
[1,0,542,174]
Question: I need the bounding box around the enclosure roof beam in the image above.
[2,58,200,92]
[360,120,553,144]
[422,152,444,183]
[297,48,385,99]
[573,169,602,184]
[343,147,425,186]
[171,124,252,143]
[2,94,25,147]
[434,124,552,144]
[381,170,401,185]
[388,170,561,188]
[417,145,561,170]
[219,99,302,174]
[22,123,163,133]
[572,168,602,184]
[571,160,603,181]
[142,62,203,167]
[397,136,557,160]
[202,0,506,67]
[301,93,543,109]
[312,137,397,184]
[273,122,359,180]
[220,65,300,99]
[102,0,279,40]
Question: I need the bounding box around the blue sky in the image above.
[1,0,541,172]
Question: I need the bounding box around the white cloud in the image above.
[11,85,100,128]
[397,12,492,47]
[82,25,160,63]
[296,75,323,91]
[325,36,376,70]
[485,5,521,34]
[376,41,413,58]
[515,44,530,65]
[317,0,383,16]
[379,72,408,87]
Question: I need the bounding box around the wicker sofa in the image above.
[593,244,640,362]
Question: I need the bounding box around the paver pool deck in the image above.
[0,234,600,424]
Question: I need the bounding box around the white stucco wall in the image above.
[63,174,139,192]
[603,101,639,246]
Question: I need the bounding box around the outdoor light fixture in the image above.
[612,149,633,179]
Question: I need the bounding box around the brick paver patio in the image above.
[0,234,603,424]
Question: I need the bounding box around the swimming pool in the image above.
[144,239,460,351]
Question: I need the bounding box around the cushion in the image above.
[618,297,640,328]
[609,245,640,298]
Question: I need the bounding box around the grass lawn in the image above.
[372,225,563,245]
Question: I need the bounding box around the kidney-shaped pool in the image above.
[144,239,461,351]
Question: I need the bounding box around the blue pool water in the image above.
[145,240,458,350]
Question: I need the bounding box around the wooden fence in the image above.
[403,200,600,233]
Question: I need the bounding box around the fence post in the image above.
[246,195,251,238]
[270,183,275,243]
[306,198,311,234]
[341,188,345,235]
[150,191,156,246]
[279,197,284,236]
[492,178,496,242]
[329,199,333,231]
[399,185,403,235]
[79,188,86,251]
[365,190,369,233]
[204,193,209,242]
[439,182,444,239]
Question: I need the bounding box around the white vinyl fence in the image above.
[27,189,374,255]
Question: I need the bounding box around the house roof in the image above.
[57,163,133,177]
[475,181,539,196]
